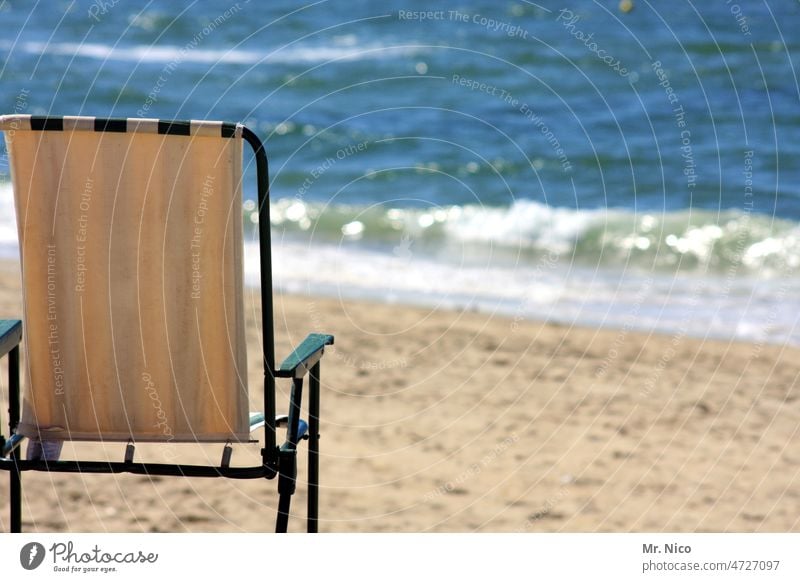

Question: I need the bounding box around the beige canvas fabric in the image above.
[2,117,249,442]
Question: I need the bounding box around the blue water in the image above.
[1,0,800,344]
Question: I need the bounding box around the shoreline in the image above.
[5,181,800,348]
[2,254,791,352]
[0,257,798,531]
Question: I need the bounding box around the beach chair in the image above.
[0,115,333,533]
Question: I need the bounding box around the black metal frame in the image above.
[0,118,332,533]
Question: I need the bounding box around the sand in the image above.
[0,258,798,532]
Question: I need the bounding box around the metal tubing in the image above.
[0,459,276,479]
[241,126,277,469]
[275,491,291,533]
[308,363,321,533]
[10,453,20,532]
[287,378,303,449]
[275,377,304,532]
[9,345,19,433]
[9,346,21,532]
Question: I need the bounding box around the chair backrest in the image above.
[1,115,249,442]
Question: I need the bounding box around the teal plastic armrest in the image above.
[2,433,25,458]
[249,412,265,431]
[0,319,22,358]
[277,333,334,378]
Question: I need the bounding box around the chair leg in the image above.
[9,345,21,533]
[275,377,303,533]
[275,489,292,533]
[10,452,21,533]
[307,362,321,533]
[275,447,297,533]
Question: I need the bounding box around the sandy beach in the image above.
[0,258,798,532]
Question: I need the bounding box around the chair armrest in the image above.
[249,412,266,431]
[0,319,22,358]
[277,333,334,378]
[2,433,24,458]
[250,413,308,440]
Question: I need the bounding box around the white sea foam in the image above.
[0,182,19,259]
[269,197,800,275]
[442,199,598,252]
[17,40,418,65]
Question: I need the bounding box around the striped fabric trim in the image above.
[0,114,243,138]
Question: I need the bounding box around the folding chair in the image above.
[0,115,333,533]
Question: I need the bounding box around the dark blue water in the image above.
[2,0,800,343]
[2,1,798,211]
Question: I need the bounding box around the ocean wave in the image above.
[266,198,800,276]
[15,40,418,65]
[2,178,798,275]
[0,183,18,259]
[2,182,799,344]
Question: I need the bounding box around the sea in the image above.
[1,0,799,345]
